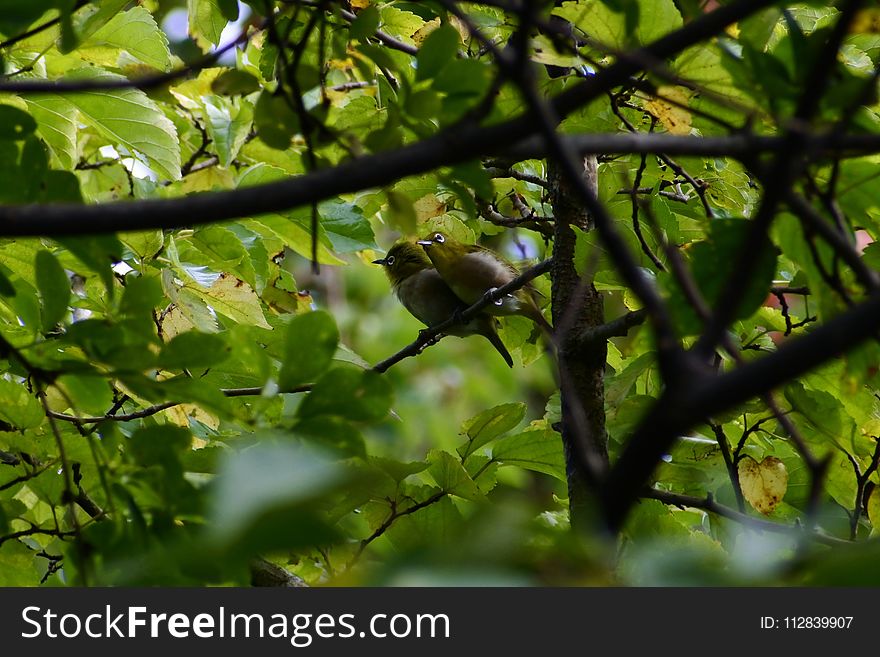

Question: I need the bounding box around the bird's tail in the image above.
[483,326,514,368]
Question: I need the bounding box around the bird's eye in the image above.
[434,233,445,243]
[386,255,395,266]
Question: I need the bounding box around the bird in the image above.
[417,231,552,333]
[373,241,513,367]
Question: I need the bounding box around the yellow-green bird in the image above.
[417,231,552,332]
[373,241,513,367]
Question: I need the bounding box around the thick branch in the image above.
[0,0,780,237]
[604,289,880,531]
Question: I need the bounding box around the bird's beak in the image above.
[372,257,388,265]
[416,240,433,247]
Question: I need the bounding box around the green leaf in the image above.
[203,95,253,168]
[0,0,60,41]
[293,416,366,459]
[84,6,171,71]
[553,0,681,49]
[56,234,122,297]
[22,96,77,170]
[0,269,14,297]
[181,225,254,287]
[158,331,231,370]
[350,6,380,40]
[457,402,526,459]
[492,428,566,481]
[279,310,339,389]
[0,541,37,586]
[369,456,429,483]
[71,0,131,44]
[188,0,229,48]
[784,382,850,453]
[664,219,777,335]
[254,91,300,150]
[0,105,36,140]
[61,67,181,180]
[129,425,191,468]
[416,24,460,81]
[56,374,113,416]
[0,379,43,430]
[34,250,70,331]
[209,441,344,545]
[189,273,271,329]
[122,231,164,261]
[297,366,392,423]
[319,200,377,253]
[211,70,260,96]
[433,59,491,97]
[238,164,347,265]
[427,450,482,501]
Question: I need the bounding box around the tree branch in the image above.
[47,384,314,425]
[605,288,880,531]
[575,309,647,348]
[0,0,781,237]
[642,489,847,546]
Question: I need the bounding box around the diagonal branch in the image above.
[0,0,782,237]
[605,288,880,532]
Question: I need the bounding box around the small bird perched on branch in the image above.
[417,231,552,333]
[374,241,513,367]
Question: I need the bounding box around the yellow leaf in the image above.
[413,193,446,222]
[191,273,272,329]
[413,18,440,47]
[349,0,371,8]
[738,455,788,515]
[166,404,220,431]
[413,17,467,47]
[852,9,880,34]
[643,86,692,135]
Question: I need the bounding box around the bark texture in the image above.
[549,155,608,528]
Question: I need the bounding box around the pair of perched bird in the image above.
[373,232,551,367]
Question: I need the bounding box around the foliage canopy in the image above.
[1,0,880,586]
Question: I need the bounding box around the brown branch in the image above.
[604,287,880,531]
[691,0,865,361]
[0,0,90,51]
[0,22,260,93]
[48,384,314,425]
[643,488,847,546]
[476,198,554,238]
[0,525,77,547]
[483,166,549,188]
[339,8,418,56]
[349,491,447,566]
[0,0,783,237]
[575,309,647,348]
[250,557,308,587]
[506,131,880,162]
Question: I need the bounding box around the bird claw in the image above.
[486,287,504,306]
[418,329,443,347]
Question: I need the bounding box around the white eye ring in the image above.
[386,255,395,265]
[435,233,445,243]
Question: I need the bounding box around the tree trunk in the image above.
[549,155,608,530]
